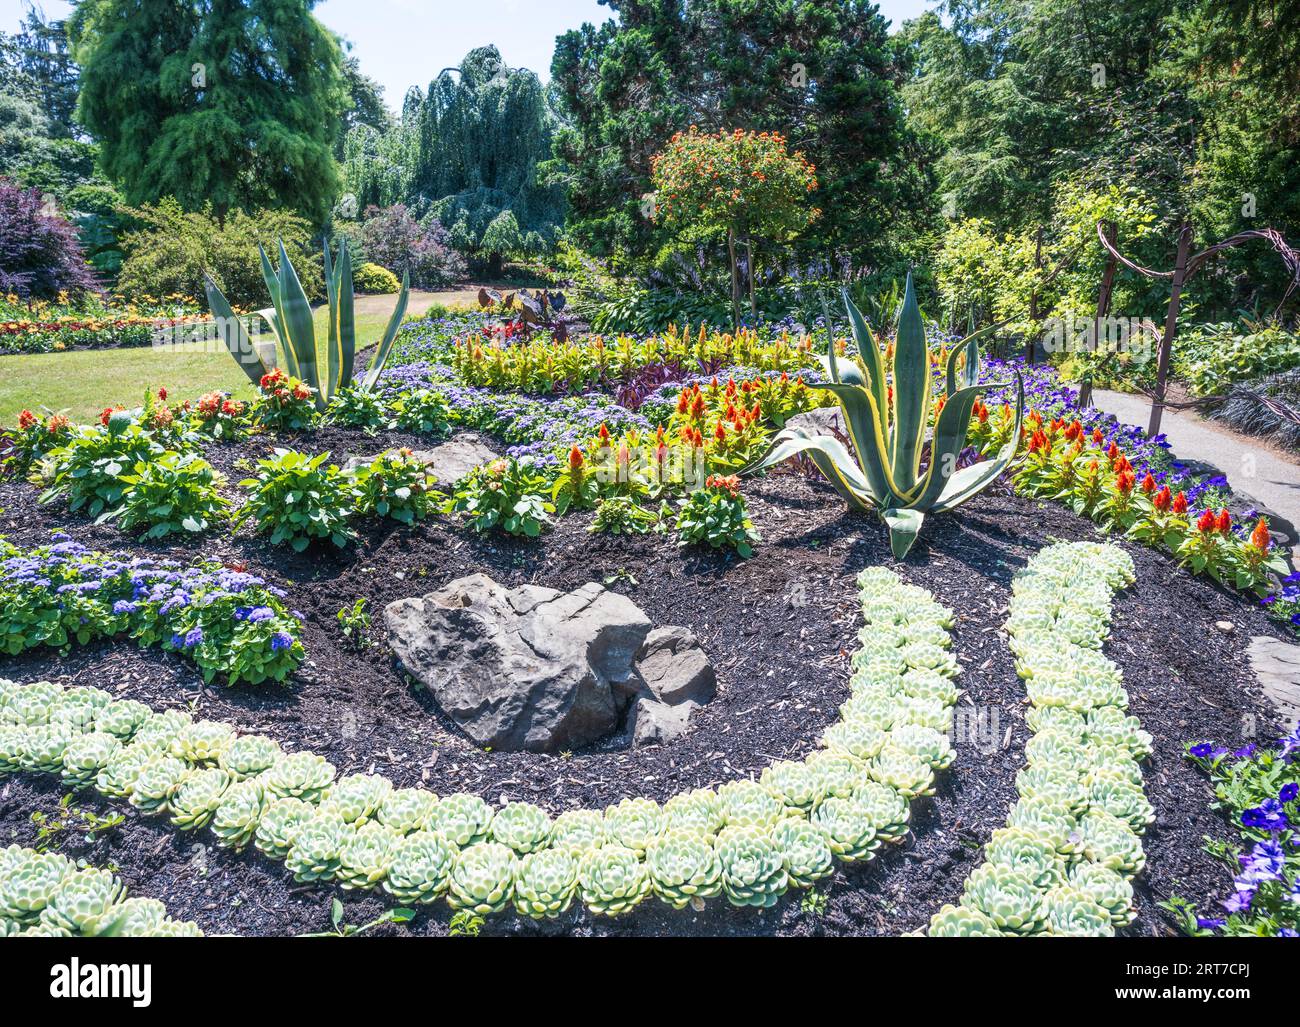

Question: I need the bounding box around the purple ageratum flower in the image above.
[169,632,184,648]
[183,627,203,648]
[270,631,295,652]
[112,600,138,615]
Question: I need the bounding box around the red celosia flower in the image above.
[1215,509,1232,533]
[1196,510,1217,533]
[714,421,727,442]
[157,387,167,401]
[1154,486,1172,512]
[17,409,36,430]
[99,407,114,426]
[568,446,583,470]
[1140,473,1156,494]
[47,414,69,433]
[1172,492,1188,514]
[1092,428,1104,446]
[598,423,610,441]
[1106,442,1120,464]
[1116,471,1135,494]
[676,392,689,414]
[1250,517,1271,551]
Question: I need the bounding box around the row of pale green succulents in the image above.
[928,543,1149,938]
[0,567,959,924]
[0,845,202,937]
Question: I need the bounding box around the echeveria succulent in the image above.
[211,777,270,851]
[0,850,70,924]
[378,788,438,835]
[170,720,236,764]
[448,841,517,915]
[578,844,650,917]
[264,751,336,803]
[960,863,1044,934]
[320,773,393,825]
[491,801,553,855]
[646,829,722,908]
[514,848,580,919]
[284,811,351,883]
[128,753,190,814]
[428,793,493,848]
[255,797,319,860]
[927,903,1003,937]
[717,780,785,830]
[40,867,125,934]
[1042,885,1113,936]
[384,830,458,904]
[59,731,121,790]
[337,821,400,890]
[169,766,232,830]
[717,826,788,908]
[771,818,833,889]
[811,796,880,862]
[661,789,723,835]
[217,734,283,780]
[603,797,663,854]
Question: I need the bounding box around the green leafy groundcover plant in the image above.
[0,566,959,922]
[351,449,438,525]
[0,844,203,937]
[110,451,229,539]
[448,457,554,537]
[1165,729,1300,937]
[235,448,358,551]
[927,542,1150,937]
[675,474,759,556]
[0,537,304,686]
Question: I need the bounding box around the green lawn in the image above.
[0,301,407,425]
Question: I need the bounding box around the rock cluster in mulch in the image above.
[1247,635,1300,727]
[384,575,716,752]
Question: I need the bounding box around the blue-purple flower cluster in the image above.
[1261,571,1300,632]
[0,534,304,686]
[1179,726,1300,936]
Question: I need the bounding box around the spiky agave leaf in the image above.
[203,274,271,387]
[361,270,410,392]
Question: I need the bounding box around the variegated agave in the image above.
[745,275,1024,557]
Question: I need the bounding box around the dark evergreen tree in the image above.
[72,0,347,224]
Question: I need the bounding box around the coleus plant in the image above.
[745,275,1024,558]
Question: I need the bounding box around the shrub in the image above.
[191,392,248,441]
[0,177,98,300]
[325,385,389,429]
[340,204,467,289]
[389,389,452,436]
[235,448,357,551]
[1174,321,1300,397]
[9,409,74,474]
[111,452,229,538]
[353,262,401,294]
[350,449,437,524]
[675,474,759,556]
[117,199,320,306]
[448,457,553,536]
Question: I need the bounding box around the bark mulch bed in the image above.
[0,427,1285,936]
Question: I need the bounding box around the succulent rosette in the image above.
[886,723,955,771]
[851,781,911,843]
[603,797,663,854]
[170,720,236,765]
[264,751,336,803]
[984,827,1066,889]
[255,797,320,860]
[960,863,1045,934]
[717,826,789,908]
[771,818,833,888]
[1041,885,1114,936]
[96,742,155,799]
[760,761,824,814]
[868,746,935,799]
[514,848,581,919]
[284,811,352,883]
[661,789,724,835]
[491,801,554,854]
[131,709,193,752]
[217,734,283,780]
[822,718,888,760]
[95,699,151,740]
[550,808,607,851]
[59,731,121,790]
[718,779,785,830]
[211,777,270,850]
[0,723,25,773]
[1006,798,1082,857]
[448,841,518,915]
[645,829,722,908]
[928,903,1003,937]
[337,821,400,890]
[0,850,71,924]
[320,773,393,825]
[1068,861,1136,926]
[378,787,438,835]
[19,724,74,773]
[427,793,494,847]
[50,699,98,735]
[578,844,650,916]
[803,750,870,800]
[4,681,63,726]
[1078,809,1145,875]
[810,795,880,862]
[1087,772,1155,831]
[384,829,458,904]
[40,867,125,934]
[169,766,232,830]
[128,753,190,814]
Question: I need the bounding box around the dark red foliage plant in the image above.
[0,177,99,301]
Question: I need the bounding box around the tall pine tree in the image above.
[72,0,347,224]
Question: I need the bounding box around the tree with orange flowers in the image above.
[650,128,818,329]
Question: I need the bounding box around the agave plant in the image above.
[745,274,1024,557]
[204,237,410,411]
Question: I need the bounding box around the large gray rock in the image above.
[1248,635,1300,728]
[630,698,700,748]
[636,627,716,705]
[385,575,652,753]
[345,434,499,485]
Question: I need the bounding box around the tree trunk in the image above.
[727,229,741,331]
[746,235,757,323]
[487,251,504,279]
[1148,223,1193,437]
[1026,225,1044,365]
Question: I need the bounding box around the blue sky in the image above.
[4,0,932,113]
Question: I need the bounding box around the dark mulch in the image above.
[0,427,1285,937]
